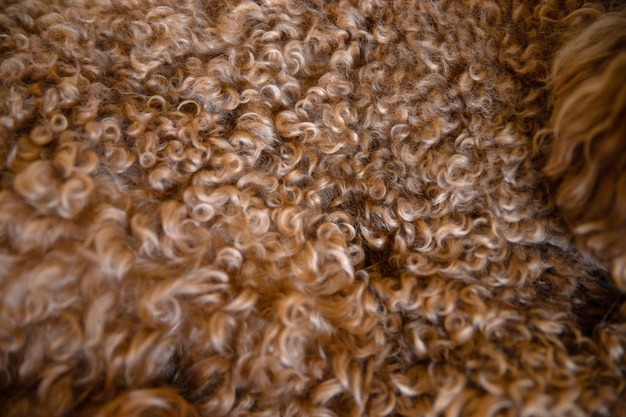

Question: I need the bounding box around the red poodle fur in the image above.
[545,10,626,290]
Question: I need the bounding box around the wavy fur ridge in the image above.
[545,10,626,290]
[0,1,625,416]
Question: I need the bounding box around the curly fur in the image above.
[0,1,625,416]
[544,10,626,290]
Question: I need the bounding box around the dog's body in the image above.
[1,1,625,416]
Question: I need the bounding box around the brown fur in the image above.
[545,10,626,290]
[0,1,625,416]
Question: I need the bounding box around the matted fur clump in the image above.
[0,0,625,416]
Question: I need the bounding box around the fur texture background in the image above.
[0,0,625,416]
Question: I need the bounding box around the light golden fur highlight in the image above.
[0,1,625,416]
